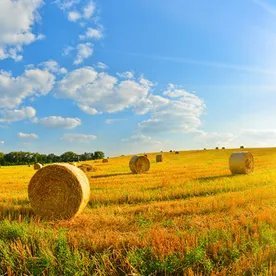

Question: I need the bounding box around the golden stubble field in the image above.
[0,148,275,275]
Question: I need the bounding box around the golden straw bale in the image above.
[156,154,163,163]
[102,159,108,163]
[129,155,150,174]
[34,163,43,170]
[78,164,93,172]
[229,152,254,175]
[28,163,90,220]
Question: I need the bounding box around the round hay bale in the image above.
[175,151,179,154]
[78,164,93,172]
[28,163,90,220]
[156,154,163,163]
[229,152,254,175]
[102,159,108,163]
[34,163,43,170]
[129,155,150,174]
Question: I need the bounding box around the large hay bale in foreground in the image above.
[102,159,108,163]
[129,155,150,174]
[229,152,254,175]
[34,163,43,170]
[78,164,93,172]
[28,163,90,220]
[156,154,163,163]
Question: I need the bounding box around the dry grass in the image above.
[0,148,275,274]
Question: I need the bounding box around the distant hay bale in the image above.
[175,151,179,154]
[215,147,219,150]
[222,147,225,150]
[144,154,148,157]
[240,146,245,149]
[102,159,108,163]
[229,152,254,175]
[34,163,43,170]
[129,155,150,174]
[169,150,173,153]
[156,154,163,163]
[204,148,207,150]
[28,163,90,220]
[69,162,77,166]
[78,164,93,172]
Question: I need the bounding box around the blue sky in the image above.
[1,0,276,156]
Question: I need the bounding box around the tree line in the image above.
[0,151,105,166]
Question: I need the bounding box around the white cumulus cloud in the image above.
[79,27,103,40]
[17,132,38,139]
[0,106,36,123]
[0,68,55,109]
[56,67,205,135]
[36,116,81,129]
[96,62,108,70]
[74,43,93,65]
[117,71,134,79]
[56,0,95,22]
[39,60,67,74]
[68,10,81,22]
[57,67,153,114]
[0,0,44,60]
[138,84,206,134]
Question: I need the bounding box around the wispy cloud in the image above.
[61,133,96,142]
[252,0,276,16]
[122,52,276,76]
[105,118,127,125]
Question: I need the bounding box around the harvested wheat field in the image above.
[0,148,275,275]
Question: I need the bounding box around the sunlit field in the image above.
[0,148,275,275]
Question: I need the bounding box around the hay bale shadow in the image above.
[197,174,234,182]
[92,172,132,179]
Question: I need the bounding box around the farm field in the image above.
[0,148,275,275]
